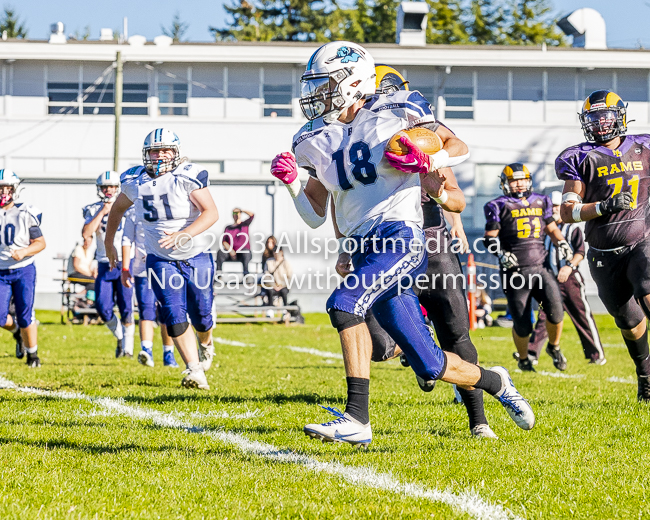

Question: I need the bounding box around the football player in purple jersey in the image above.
[557,89,650,401]
[484,163,573,372]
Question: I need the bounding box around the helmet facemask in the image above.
[97,185,120,203]
[579,107,627,143]
[300,68,357,123]
[0,185,15,207]
[500,173,532,199]
[143,145,180,177]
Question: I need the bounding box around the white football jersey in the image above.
[121,162,211,261]
[292,90,435,237]
[83,201,133,264]
[0,203,43,270]
[121,210,147,277]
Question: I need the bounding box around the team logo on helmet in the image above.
[326,46,363,64]
[500,163,533,199]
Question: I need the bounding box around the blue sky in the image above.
[10,0,650,48]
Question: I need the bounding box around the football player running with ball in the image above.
[484,163,572,372]
[105,129,219,390]
[0,170,46,367]
[120,166,179,369]
[271,41,535,447]
[557,89,650,400]
[82,171,136,358]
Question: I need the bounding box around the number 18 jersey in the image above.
[121,163,211,261]
[292,90,435,237]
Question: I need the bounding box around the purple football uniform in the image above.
[556,134,650,249]
[484,193,554,266]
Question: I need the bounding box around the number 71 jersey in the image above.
[121,163,211,261]
[292,90,434,237]
[484,193,553,267]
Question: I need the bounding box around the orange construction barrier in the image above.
[467,253,477,331]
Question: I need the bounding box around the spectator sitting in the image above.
[216,207,254,275]
[474,289,493,328]
[261,235,277,272]
[67,236,97,284]
[262,246,293,306]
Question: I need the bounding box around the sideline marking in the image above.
[0,377,520,520]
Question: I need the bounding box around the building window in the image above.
[123,83,149,115]
[263,84,293,117]
[159,83,188,116]
[47,82,148,115]
[444,86,474,119]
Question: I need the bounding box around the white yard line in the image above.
[0,376,519,520]
[214,336,343,360]
[513,369,585,379]
[607,376,635,385]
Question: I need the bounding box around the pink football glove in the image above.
[271,152,298,185]
[384,136,431,175]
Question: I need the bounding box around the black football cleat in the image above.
[546,343,567,371]
[518,358,536,372]
[399,353,410,367]
[26,352,41,368]
[14,329,25,359]
[638,375,650,402]
[115,339,125,358]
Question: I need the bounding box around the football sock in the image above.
[141,340,153,351]
[186,361,201,371]
[106,316,124,340]
[457,387,488,430]
[623,329,650,376]
[26,345,37,354]
[123,323,136,355]
[163,344,174,353]
[345,377,370,424]
[474,366,502,396]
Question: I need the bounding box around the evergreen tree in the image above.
[211,0,338,42]
[162,12,189,42]
[426,0,469,45]
[0,6,27,39]
[467,0,505,44]
[504,0,565,46]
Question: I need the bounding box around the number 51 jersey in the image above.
[121,163,211,261]
[556,134,650,250]
[292,90,434,238]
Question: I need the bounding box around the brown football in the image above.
[385,127,443,155]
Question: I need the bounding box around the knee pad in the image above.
[167,321,189,338]
[193,320,212,333]
[328,308,364,333]
[513,319,533,338]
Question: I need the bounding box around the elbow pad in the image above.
[293,186,327,229]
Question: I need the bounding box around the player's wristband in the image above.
[594,202,603,217]
[433,190,449,205]
[571,204,584,222]
[121,267,130,272]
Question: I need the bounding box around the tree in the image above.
[427,0,469,44]
[162,12,189,42]
[211,0,338,42]
[467,0,506,44]
[0,6,27,39]
[333,0,398,44]
[504,0,565,46]
[70,26,91,41]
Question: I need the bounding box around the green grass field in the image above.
[1,311,649,519]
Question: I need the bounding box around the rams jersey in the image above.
[556,134,650,249]
[122,210,147,277]
[121,162,210,261]
[0,203,42,270]
[83,201,133,264]
[292,90,435,237]
[484,193,554,267]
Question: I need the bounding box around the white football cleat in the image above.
[490,366,535,430]
[181,367,209,390]
[198,342,215,371]
[138,347,154,368]
[471,424,498,439]
[304,406,372,448]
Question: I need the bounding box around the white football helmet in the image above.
[0,169,22,207]
[142,128,181,177]
[96,171,121,202]
[300,41,376,123]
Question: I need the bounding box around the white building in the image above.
[1,33,649,310]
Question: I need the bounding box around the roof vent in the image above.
[558,8,607,50]
[396,1,429,46]
[49,22,67,44]
[128,35,147,46]
[153,35,173,47]
[99,28,114,41]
